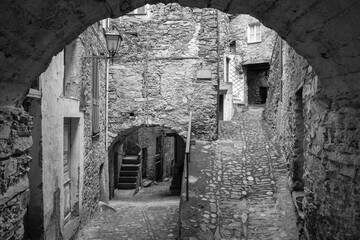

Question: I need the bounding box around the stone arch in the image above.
[108,123,186,198]
[1,0,360,105]
[1,1,360,239]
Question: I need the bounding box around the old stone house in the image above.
[107,3,231,141]
[225,14,276,107]
[15,22,109,239]
[106,4,232,198]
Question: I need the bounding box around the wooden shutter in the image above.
[92,59,100,135]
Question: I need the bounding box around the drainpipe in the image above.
[216,10,221,140]
[105,58,109,150]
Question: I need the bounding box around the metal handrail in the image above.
[185,112,192,201]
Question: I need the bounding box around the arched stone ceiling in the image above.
[1,0,360,105]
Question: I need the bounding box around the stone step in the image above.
[121,164,140,171]
[118,183,137,189]
[122,155,140,164]
[119,176,137,183]
[119,171,138,177]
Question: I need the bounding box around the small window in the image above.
[128,6,147,15]
[248,23,262,43]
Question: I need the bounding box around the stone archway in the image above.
[108,124,186,199]
[1,1,360,239]
[1,0,360,105]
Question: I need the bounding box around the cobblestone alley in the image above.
[76,182,180,240]
[181,105,298,240]
[76,105,298,240]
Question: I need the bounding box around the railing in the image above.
[185,112,192,201]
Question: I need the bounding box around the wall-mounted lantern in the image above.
[105,32,122,63]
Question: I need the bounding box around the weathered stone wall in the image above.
[0,107,32,240]
[108,4,229,141]
[138,128,159,180]
[264,37,282,128]
[266,38,360,239]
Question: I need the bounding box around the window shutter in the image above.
[92,59,100,135]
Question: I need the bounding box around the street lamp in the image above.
[105,32,122,63]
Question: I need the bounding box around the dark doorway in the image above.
[259,87,268,104]
[155,136,163,182]
[219,94,224,120]
[246,62,270,104]
[142,148,148,178]
[292,87,305,191]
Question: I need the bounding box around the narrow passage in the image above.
[76,182,179,240]
[181,105,298,240]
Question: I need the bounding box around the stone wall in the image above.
[66,23,109,229]
[0,107,32,240]
[266,37,360,239]
[108,3,230,141]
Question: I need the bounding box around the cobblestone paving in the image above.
[184,105,298,240]
[76,182,179,240]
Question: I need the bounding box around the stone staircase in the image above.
[118,155,141,190]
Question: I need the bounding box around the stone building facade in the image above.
[107,3,230,142]
[265,36,360,239]
[227,14,276,105]
[0,22,109,240]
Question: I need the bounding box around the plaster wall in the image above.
[32,22,108,240]
[39,51,85,239]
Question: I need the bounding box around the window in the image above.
[63,118,80,224]
[92,59,100,135]
[128,6,147,15]
[63,42,77,98]
[63,118,71,222]
[248,23,262,43]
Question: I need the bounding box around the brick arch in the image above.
[1,0,360,105]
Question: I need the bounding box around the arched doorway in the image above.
[108,125,185,199]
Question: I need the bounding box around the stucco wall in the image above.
[26,22,108,240]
